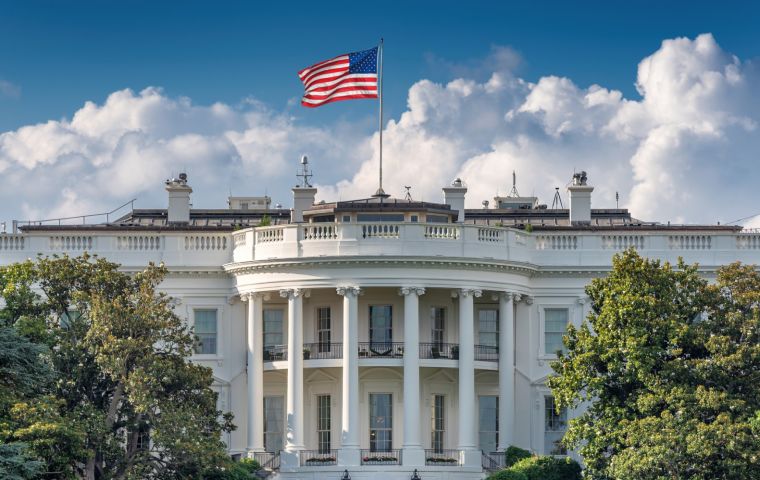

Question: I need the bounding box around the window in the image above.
[478,309,498,347]
[369,393,393,452]
[544,396,567,455]
[317,307,331,353]
[431,395,445,452]
[369,305,392,350]
[342,215,351,222]
[357,213,404,222]
[544,308,569,355]
[194,309,217,354]
[431,307,445,347]
[241,202,249,210]
[478,395,499,453]
[264,396,284,452]
[264,309,284,347]
[135,424,150,451]
[410,215,419,222]
[426,214,449,223]
[317,395,331,453]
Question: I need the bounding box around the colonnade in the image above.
[243,287,530,467]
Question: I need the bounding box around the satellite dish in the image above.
[301,155,308,165]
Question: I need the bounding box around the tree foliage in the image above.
[549,249,760,479]
[0,255,237,479]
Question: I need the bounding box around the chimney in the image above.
[165,173,192,224]
[443,178,468,223]
[292,186,317,223]
[568,171,593,225]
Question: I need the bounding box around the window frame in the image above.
[431,394,446,452]
[539,304,574,359]
[477,307,499,347]
[478,395,499,454]
[368,392,393,452]
[316,307,331,353]
[263,395,285,453]
[316,394,331,453]
[192,308,219,356]
[543,395,568,456]
[263,308,285,348]
[430,307,446,346]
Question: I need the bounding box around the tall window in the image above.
[264,396,284,452]
[478,309,499,346]
[431,395,445,452]
[544,396,567,455]
[478,395,499,453]
[369,393,393,452]
[317,307,331,353]
[264,309,284,347]
[369,305,392,348]
[317,395,331,453]
[544,309,569,355]
[431,307,445,347]
[194,309,217,354]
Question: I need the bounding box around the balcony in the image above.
[475,344,498,362]
[360,449,402,465]
[302,342,342,360]
[425,449,462,466]
[252,451,280,471]
[419,342,459,360]
[358,342,404,358]
[299,450,337,467]
[263,345,287,361]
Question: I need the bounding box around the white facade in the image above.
[2,173,758,479]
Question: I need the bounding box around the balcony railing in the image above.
[361,449,402,465]
[481,451,501,472]
[303,342,342,360]
[252,451,280,471]
[425,449,462,466]
[358,342,404,358]
[263,345,287,362]
[419,342,459,360]
[299,449,337,466]
[475,344,499,362]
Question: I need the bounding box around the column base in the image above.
[338,447,361,466]
[402,446,425,467]
[460,448,482,468]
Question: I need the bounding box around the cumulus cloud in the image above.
[1,33,759,228]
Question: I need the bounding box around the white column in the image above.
[497,292,515,451]
[281,288,306,452]
[246,293,265,454]
[457,288,481,456]
[400,287,425,466]
[337,286,361,466]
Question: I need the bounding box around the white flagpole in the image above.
[374,38,388,198]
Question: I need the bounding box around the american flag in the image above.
[298,47,378,107]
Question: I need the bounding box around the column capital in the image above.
[454,288,482,298]
[336,286,363,297]
[491,291,517,302]
[399,286,426,297]
[577,296,590,305]
[522,295,534,305]
[279,288,308,300]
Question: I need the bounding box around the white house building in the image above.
[1,166,758,480]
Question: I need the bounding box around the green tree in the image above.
[549,250,760,479]
[1,255,236,479]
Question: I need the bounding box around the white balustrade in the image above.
[601,235,645,250]
[424,225,459,240]
[0,235,24,250]
[49,235,93,251]
[116,235,162,251]
[256,226,285,243]
[361,223,400,239]
[184,235,228,250]
[535,234,578,250]
[668,235,711,250]
[303,224,338,240]
[477,227,503,243]
[736,233,760,249]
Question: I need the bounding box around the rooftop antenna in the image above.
[404,186,413,202]
[615,191,619,209]
[296,155,313,187]
[508,170,520,197]
[551,187,564,209]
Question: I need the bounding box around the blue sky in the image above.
[2,0,758,131]
[1,1,760,226]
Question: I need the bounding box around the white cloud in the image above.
[0,79,20,98]
[1,33,760,228]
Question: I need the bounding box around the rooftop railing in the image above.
[358,342,404,358]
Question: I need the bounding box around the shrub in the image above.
[510,455,582,480]
[504,445,532,467]
[488,469,528,480]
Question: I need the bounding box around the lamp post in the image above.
[341,469,351,480]
[411,469,422,480]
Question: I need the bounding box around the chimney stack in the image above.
[165,173,192,224]
[568,171,593,225]
[443,178,468,223]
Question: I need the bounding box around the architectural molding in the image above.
[278,288,309,299]
[398,286,426,296]
[336,286,362,297]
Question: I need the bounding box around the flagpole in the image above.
[374,38,389,198]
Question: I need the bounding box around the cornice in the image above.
[223,256,539,276]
